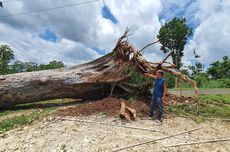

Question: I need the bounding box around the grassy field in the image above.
[167,94,230,120]
[168,88,230,91]
[0,99,77,133]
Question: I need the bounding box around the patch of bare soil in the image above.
[55,95,194,118]
[0,114,229,152]
[55,97,150,118]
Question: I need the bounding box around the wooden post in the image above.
[179,78,182,97]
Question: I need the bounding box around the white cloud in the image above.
[184,0,230,67]
[0,0,229,68]
[0,0,164,65]
[0,23,100,65]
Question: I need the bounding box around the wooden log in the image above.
[119,100,131,121]
[119,99,136,121]
[0,53,131,108]
[125,105,136,120]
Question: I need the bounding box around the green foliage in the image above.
[157,17,192,69]
[0,111,51,133]
[179,76,230,88]
[8,61,38,73]
[61,144,67,152]
[0,44,14,75]
[0,99,77,133]
[7,60,64,74]
[38,60,64,71]
[164,73,175,88]
[167,94,230,119]
[194,74,208,87]
[0,115,31,133]
[0,97,89,134]
[125,66,152,86]
[123,66,152,95]
[200,94,230,104]
[207,56,230,79]
[188,62,204,78]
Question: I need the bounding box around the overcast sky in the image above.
[0,0,229,68]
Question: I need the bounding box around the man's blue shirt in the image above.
[153,78,165,98]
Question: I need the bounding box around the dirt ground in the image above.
[0,97,229,152]
[0,114,229,152]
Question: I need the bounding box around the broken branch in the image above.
[138,40,159,53]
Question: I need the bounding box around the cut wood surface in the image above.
[119,99,136,121]
[119,99,131,121]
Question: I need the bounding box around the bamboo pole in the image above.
[164,137,230,148]
[111,127,202,152]
[59,117,165,133]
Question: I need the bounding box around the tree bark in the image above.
[0,29,199,108]
[0,53,129,108]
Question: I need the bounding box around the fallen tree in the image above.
[0,29,199,108]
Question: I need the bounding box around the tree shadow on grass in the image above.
[0,99,85,113]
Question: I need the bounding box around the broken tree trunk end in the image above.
[119,99,136,121]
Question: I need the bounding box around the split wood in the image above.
[59,117,165,133]
[111,127,202,152]
[164,137,230,148]
[119,99,136,121]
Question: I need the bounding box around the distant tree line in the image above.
[165,55,230,88]
[0,44,64,75]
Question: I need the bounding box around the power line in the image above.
[1,0,20,3]
[0,0,101,18]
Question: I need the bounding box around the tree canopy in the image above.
[0,45,14,75]
[207,56,230,79]
[157,17,192,69]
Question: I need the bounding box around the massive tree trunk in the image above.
[0,29,199,108]
[0,53,129,108]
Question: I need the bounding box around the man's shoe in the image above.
[156,120,162,125]
[148,116,154,120]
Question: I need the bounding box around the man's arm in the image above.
[144,73,157,79]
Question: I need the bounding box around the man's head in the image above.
[156,70,164,78]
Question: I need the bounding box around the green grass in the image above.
[0,108,55,133]
[166,94,230,119]
[61,144,67,152]
[168,88,230,91]
[199,94,230,104]
[0,99,77,133]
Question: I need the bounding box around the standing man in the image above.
[145,70,166,124]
